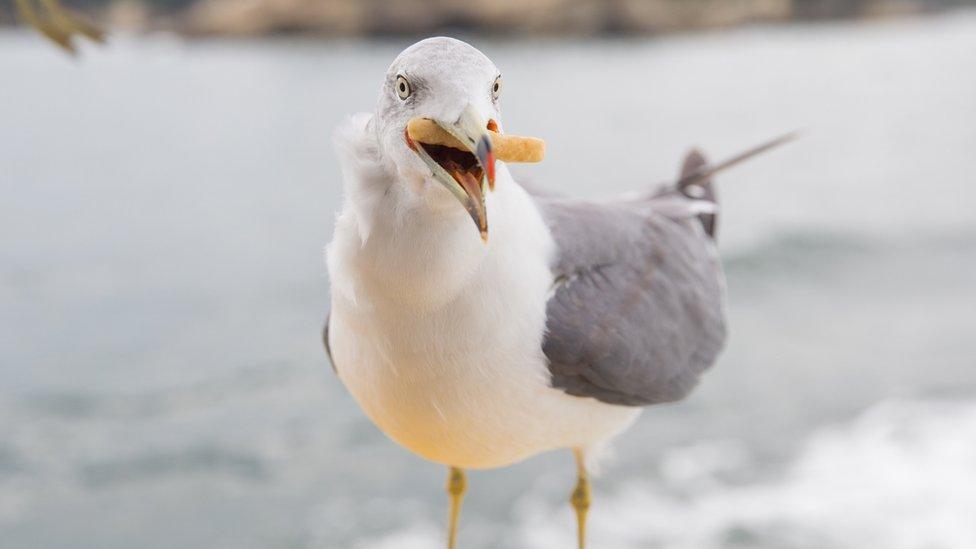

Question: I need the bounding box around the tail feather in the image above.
[669,131,799,240]
[619,133,797,239]
[678,149,718,239]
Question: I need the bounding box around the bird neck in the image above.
[332,183,496,311]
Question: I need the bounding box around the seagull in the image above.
[324,37,792,549]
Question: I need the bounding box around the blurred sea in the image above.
[2,10,975,549]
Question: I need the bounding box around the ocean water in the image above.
[2,10,976,548]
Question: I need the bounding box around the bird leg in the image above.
[571,449,591,549]
[446,466,467,549]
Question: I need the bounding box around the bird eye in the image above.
[492,76,502,101]
[395,75,411,100]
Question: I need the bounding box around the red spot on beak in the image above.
[486,150,496,190]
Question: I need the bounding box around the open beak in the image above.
[406,104,495,242]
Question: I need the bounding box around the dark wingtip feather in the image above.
[323,313,336,374]
[678,148,718,239]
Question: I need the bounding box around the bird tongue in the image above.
[446,163,487,237]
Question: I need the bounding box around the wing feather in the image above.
[534,194,727,407]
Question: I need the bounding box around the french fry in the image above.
[407,118,545,163]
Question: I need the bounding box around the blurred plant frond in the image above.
[13,0,105,54]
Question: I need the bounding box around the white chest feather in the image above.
[327,169,638,469]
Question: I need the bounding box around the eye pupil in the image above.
[395,76,411,99]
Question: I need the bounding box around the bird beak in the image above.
[407,104,495,242]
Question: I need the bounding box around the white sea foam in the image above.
[354,523,442,549]
[523,399,976,549]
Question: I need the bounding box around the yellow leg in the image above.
[446,467,467,549]
[571,449,591,549]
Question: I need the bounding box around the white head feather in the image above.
[334,37,503,246]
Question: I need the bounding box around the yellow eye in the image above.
[395,75,411,100]
[492,76,502,101]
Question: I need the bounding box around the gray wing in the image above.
[531,163,727,407]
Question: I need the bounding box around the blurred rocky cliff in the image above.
[7,0,976,35]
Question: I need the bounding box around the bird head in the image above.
[373,37,503,242]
